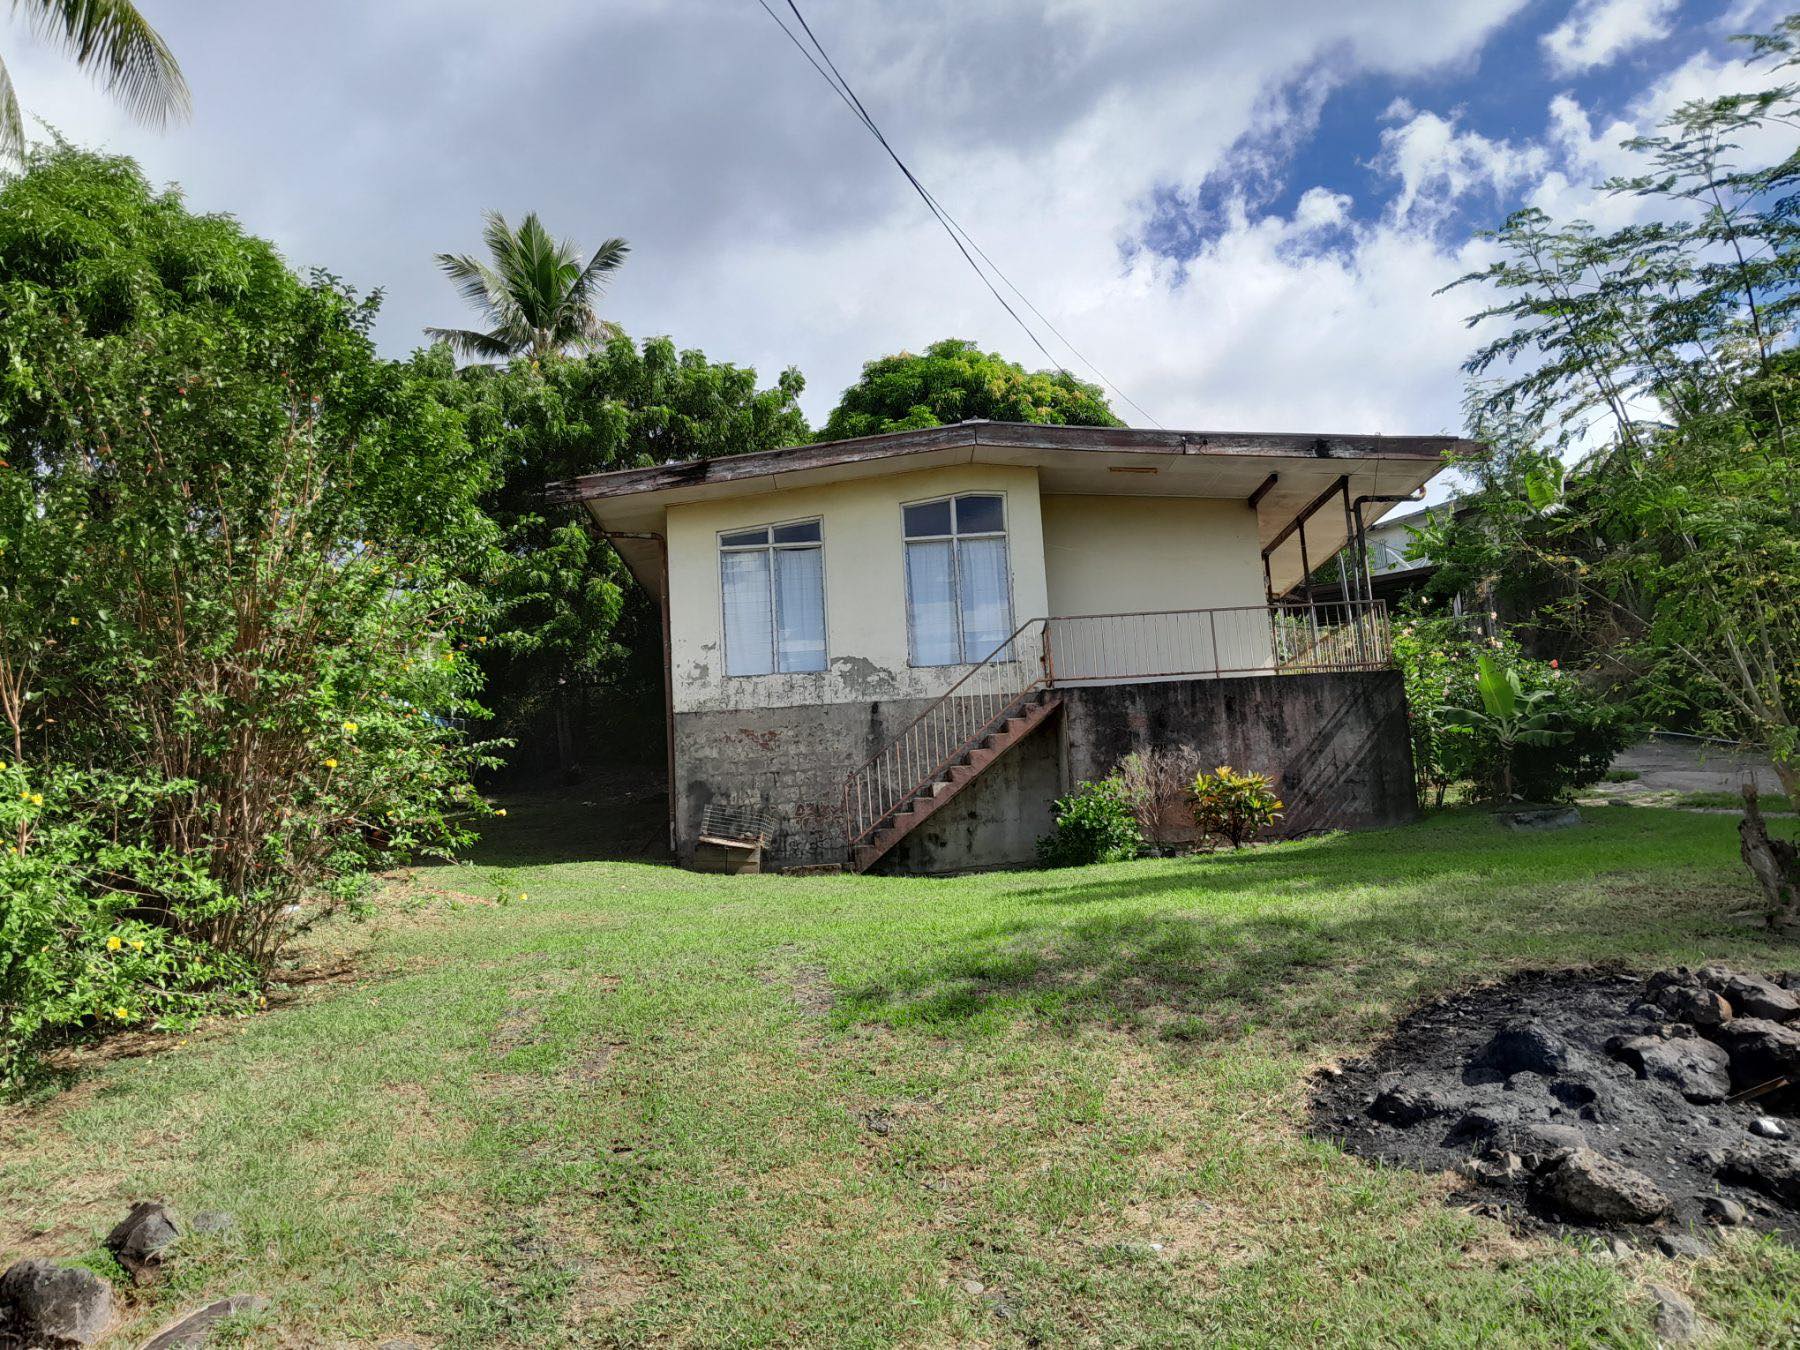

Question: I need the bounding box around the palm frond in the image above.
[575,237,630,293]
[422,326,519,362]
[17,0,190,127]
[0,51,21,164]
[433,251,508,322]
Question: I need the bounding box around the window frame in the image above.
[900,491,1016,668]
[717,515,828,677]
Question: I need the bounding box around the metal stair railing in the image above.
[841,619,1049,851]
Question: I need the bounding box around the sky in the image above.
[1,0,1788,457]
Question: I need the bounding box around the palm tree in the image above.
[1,0,190,162]
[426,211,630,364]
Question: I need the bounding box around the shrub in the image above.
[1394,613,1634,806]
[1115,747,1206,850]
[1190,766,1283,849]
[0,145,503,1084]
[1036,778,1143,868]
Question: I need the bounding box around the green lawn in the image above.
[5,805,1800,1346]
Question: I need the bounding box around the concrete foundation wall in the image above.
[672,670,1415,873]
[1059,671,1417,836]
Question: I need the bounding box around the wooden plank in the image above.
[1261,475,1350,559]
[1246,472,1279,509]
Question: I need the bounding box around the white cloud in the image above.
[1541,0,1679,76]
[1375,109,1549,226]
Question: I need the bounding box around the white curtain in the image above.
[957,536,1012,661]
[721,549,774,676]
[905,540,961,666]
[774,546,826,672]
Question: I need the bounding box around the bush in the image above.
[1037,778,1143,868]
[1394,613,1634,806]
[1115,747,1206,851]
[1190,766,1283,849]
[0,145,503,1084]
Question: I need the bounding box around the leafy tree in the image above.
[442,337,808,772]
[818,337,1122,441]
[1443,17,1800,803]
[0,145,500,1079]
[426,210,629,364]
[1,0,188,160]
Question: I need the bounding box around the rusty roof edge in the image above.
[545,421,1479,506]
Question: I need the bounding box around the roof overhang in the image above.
[548,420,1470,602]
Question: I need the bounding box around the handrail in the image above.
[841,618,1049,850]
[838,599,1391,858]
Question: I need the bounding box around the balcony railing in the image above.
[1044,599,1391,683]
[840,600,1391,850]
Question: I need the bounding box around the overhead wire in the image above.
[754,0,1165,429]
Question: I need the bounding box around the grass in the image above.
[5,803,1800,1345]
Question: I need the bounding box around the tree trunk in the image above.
[1740,784,1800,929]
[554,687,576,779]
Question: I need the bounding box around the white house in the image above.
[549,420,1459,872]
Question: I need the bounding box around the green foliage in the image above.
[1189,766,1283,849]
[818,337,1122,442]
[426,210,629,364]
[0,144,502,1081]
[437,337,808,763]
[1036,777,1143,868]
[1444,18,1800,804]
[1,1,188,162]
[1394,615,1632,807]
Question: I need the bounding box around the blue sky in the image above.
[0,0,1787,451]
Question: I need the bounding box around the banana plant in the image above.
[1442,654,1569,803]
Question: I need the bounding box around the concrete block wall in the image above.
[671,670,1416,873]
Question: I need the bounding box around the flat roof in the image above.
[549,420,1471,601]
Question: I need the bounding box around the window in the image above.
[903,493,1013,666]
[719,519,826,676]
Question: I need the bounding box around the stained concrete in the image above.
[1059,671,1417,837]
[672,669,1416,872]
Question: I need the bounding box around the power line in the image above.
[753,0,1164,429]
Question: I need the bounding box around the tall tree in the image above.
[426,211,629,364]
[1443,16,1800,805]
[818,337,1121,441]
[1,0,188,161]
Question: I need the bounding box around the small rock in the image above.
[1709,1018,1800,1087]
[1532,1148,1671,1224]
[960,1278,985,1296]
[1650,982,1733,1028]
[861,1110,894,1137]
[1505,1071,1549,1094]
[1655,1233,1710,1260]
[105,1201,180,1276]
[0,1259,114,1347]
[1458,1149,1527,1187]
[1606,1034,1733,1103]
[139,1294,269,1350]
[1750,1116,1788,1139]
[1701,1195,1747,1225]
[1316,1063,1343,1079]
[1717,1145,1800,1206]
[1606,1235,1635,1260]
[1711,971,1800,1023]
[1473,1019,1572,1077]
[1648,1283,1701,1343]
[1368,1083,1452,1127]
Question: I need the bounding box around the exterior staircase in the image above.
[849,689,1062,873]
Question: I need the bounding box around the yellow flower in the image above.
[258,995,268,1008]
[68,616,79,626]
[494,808,507,817]
[114,1006,130,1019]
[342,720,359,733]
[130,939,145,952]
[518,892,529,901]
[30,793,42,806]
[106,935,123,951]
[324,758,339,770]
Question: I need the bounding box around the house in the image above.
[547,420,1462,873]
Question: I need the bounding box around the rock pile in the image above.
[1314,966,1800,1242]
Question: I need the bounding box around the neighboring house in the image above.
[1311,500,1450,607]
[549,420,1461,873]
